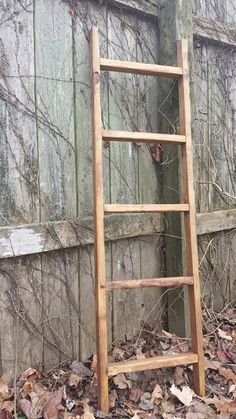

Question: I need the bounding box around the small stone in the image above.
[139,392,154,410]
[71,361,93,377]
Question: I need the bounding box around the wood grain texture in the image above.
[177,40,205,396]
[34,0,78,368]
[35,0,76,221]
[104,204,189,212]
[107,276,194,290]
[100,58,183,77]
[91,26,109,412]
[105,0,158,18]
[0,0,41,378]
[108,352,198,375]
[102,130,186,144]
[0,0,38,224]
[193,15,236,46]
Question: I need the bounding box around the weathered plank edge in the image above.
[197,208,236,235]
[0,213,162,258]
[0,208,235,258]
[106,0,158,18]
[193,15,236,47]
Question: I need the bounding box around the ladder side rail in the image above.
[90,26,109,412]
[177,39,205,396]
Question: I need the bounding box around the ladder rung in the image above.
[102,130,186,144]
[108,352,198,376]
[100,58,183,78]
[106,276,194,291]
[104,204,189,213]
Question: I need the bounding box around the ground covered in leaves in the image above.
[0,306,235,418]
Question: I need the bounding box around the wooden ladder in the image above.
[90,26,205,412]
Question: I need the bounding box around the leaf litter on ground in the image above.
[0,305,235,418]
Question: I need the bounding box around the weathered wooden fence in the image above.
[0,0,235,378]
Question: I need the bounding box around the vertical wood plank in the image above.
[73,2,112,366]
[177,40,205,396]
[91,26,109,412]
[136,17,164,331]
[0,0,42,377]
[192,41,209,213]
[208,45,229,210]
[107,8,141,344]
[34,0,78,368]
[0,0,38,224]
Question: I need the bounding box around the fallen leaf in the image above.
[170,384,194,407]
[219,367,236,384]
[69,373,81,387]
[218,329,232,341]
[130,388,143,403]
[229,383,236,395]
[151,384,163,404]
[204,395,236,414]
[0,379,10,401]
[82,401,95,419]
[112,347,125,361]
[43,387,65,419]
[0,410,13,419]
[2,401,13,413]
[204,357,222,370]
[113,373,128,389]
[174,366,186,385]
[71,362,93,378]
[20,368,38,382]
[160,399,175,414]
[109,389,117,408]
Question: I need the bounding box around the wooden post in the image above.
[177,39,205,396]
[90,26,109,412]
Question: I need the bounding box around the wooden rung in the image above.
[100,58,183,78]
[104,204,189,213]
[106,276,194,291]
[102,130,186,144]
[108,352,198,376]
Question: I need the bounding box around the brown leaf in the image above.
[219,367,236,384]
[111,347,125,361]
[43,387,65,419]
[18,399,35,419]
[170,384,194,407]
[0,379,10,401]
[81,402,95,419]
[204,395,236,414]
[151,384,163,405]
[20,368,38,382]
[174,366,186,385]
[113,373,128,389]
[2,401,13,413]
[129,388,143,403]
[204,357,222,371]
[109,389,117,408]
[0,410,13,419]
[69,373,82,387]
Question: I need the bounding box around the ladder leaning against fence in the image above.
[90,25,205,412]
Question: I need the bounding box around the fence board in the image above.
[136,18,164,331]
[34,0,77,366]
[0,0,38,224]
[107,9,142,342]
